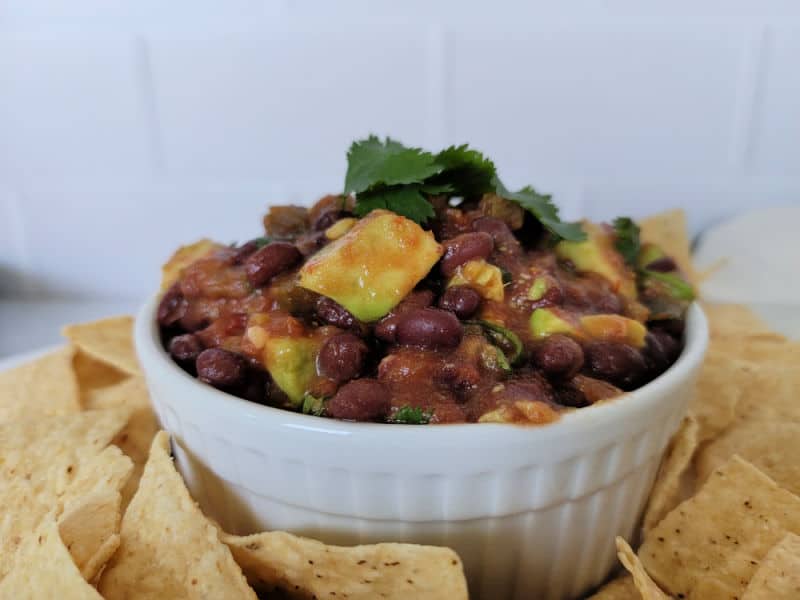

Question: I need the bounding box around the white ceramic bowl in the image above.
[135,297,708,600]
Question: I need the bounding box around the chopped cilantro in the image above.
[613,217,641,266]
[390,405,432,425]
[301,393,326,417]
[342,135,585,239]
[253,236,271,248]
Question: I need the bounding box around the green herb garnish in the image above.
[301,393,326,417]
[612,217,641,266]
[253,236,271,249]
[390,405,432,425]
[343,136,585,241]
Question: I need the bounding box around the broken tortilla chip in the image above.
[741,533,800,600]
[696,421,800,497]
[639,209,694,282]
[641,415,699,534]
[639,456,800,599]
[98,431,256,599]
[62,316,140,376]
[0,345,80,424]
[221,529,469,600]
[616,538,670,600]
[0,518,103,599]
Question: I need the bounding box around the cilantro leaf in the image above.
[390,405,432,425]
[613,217,641,266]
[495,179,586,242]
[253,236,271,248]
[344,136,443,195]
[429,144,496,198]
[353,185,436,224]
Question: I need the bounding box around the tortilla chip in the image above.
[702,302,779,340]
[222,530,469,600]
[87,377,159,507]
[731,364,800,424]
[62,316,140,376]
[641,415,699,534]
[57,445,132,580]
[0,518,104,599]
[741,533,800,599]
[72,349,129,408]
[587,576,641,599]
[0,345,80,423]
[639,456,800,599]
[697,421,800,497]
[616,538,670,600]
[161,238,220,290]
[689,350,745,443]
[98,431,257,599]
[639,209,694,281]
[0,408,131,580]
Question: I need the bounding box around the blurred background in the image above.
[1,1,799,356]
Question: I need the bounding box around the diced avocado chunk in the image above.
[263,337,319,406]
[580,314,647,348]
[643,270,695,301]
[637,242,666,270]
[528,276,550,301]
[530,308,582,339]
[556,222,637,299]
[448,259,505,301]
[298,210,442,322]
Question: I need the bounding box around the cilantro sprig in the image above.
[344,136,585,241]
[389,405,432,425]
[612,217,641,266]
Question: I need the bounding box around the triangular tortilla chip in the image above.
[640,456,800,599]
[0,409,131,580]
[62,316,140,376]
[98,432,257,599]
[697,421,800,498]
[641,415,699,534]
[741,533,800,599]
[616,538,670,600]
[222,530,469,600]
[0,518,103,599]
[86,377,159,508]
[0,346,80,423]
[72,349,129,408]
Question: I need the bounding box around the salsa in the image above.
[157,139,693,425]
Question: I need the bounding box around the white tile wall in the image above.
[0,4,798,301]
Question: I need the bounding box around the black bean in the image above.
[472,216,521,253]
[230,240,259,265]
[585,341,646,390]
[168,334,203,366]
[157,283,188,327]
[373,290,436,343]
[533,335,584,379]
[316,297,359,330]
[240,369,271,405]
[294,231,327,257]
[312,208,344,231]
[440,232,494,277]
[317,333,368,383]
[244,242,302,287]
[645,256,677,272]
[326,379,390,421]
[196,348,248,389]
[651,318,685,338]
[395,308,463,350]
[644,330,681,373]
[438,286,482,319]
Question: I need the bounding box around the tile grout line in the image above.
[728,24,771,173]
[134,34,167,177]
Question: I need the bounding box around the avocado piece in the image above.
[556,222,637,299]
[530,308,583,339]
[637,242,666,270]
[643,270,695,301]
[298,210,442,322]
[263,336,319,406]
[527,275,551,301]
[448,259,505,301]
[579,314,647,348]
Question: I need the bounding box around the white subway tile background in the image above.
[0,2,798,313]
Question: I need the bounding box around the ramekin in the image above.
[135,297,708,600]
